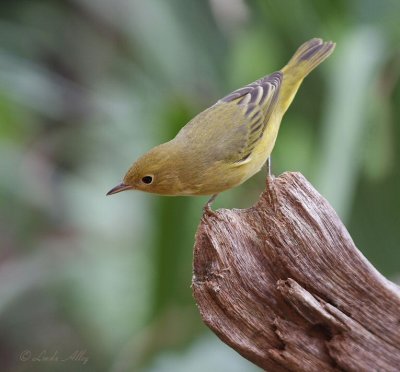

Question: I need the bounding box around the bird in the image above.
[107,38,335,214]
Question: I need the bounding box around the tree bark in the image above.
[192,172,400,371]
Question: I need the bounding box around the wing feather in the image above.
[219,71,282,163]
[174,71,282,165]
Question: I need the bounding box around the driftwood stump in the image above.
[192,172,400,371]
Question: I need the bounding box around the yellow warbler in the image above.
[107,38,335,213]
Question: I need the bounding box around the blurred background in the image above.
[1,0,399,371]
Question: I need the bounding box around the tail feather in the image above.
[282,38,336,79]
[278,38,335,114]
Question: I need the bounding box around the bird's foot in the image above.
[203,194,218,218]
[266,174,275,188]
[203,203,218,218]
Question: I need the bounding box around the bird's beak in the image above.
[106,182,133,196]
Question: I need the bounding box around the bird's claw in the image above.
[203,194,218,217]
[203,203,218,217]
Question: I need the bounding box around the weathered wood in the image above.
[192,172,400,371]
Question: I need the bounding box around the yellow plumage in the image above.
[107,38,335,206]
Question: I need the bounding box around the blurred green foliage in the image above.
[0,0,399,371]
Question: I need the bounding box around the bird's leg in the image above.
[266,155,275,190]
[203,194,218,217]
[266,156,272,177]
[265,155,278,210]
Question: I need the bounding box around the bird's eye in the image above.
[141,175,153,184]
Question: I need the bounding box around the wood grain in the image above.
[192,172,400,371]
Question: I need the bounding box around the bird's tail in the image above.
[279,38,335,113]
[282,38,335,78]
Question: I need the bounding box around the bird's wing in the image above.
[216,71,282,163]
[175,72,282,164]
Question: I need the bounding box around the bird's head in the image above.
[106,143,181,196]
